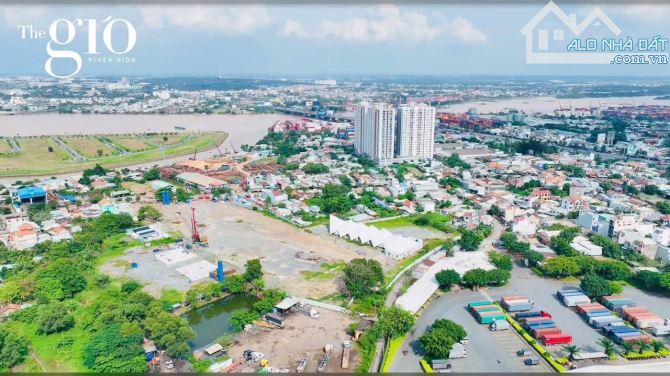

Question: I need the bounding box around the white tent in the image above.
[329,215,423,259]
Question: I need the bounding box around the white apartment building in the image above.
[354,103,397,166]
[395,104,436,161]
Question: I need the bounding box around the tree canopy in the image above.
[343,258,384,299]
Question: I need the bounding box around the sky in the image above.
[1,1,669,77]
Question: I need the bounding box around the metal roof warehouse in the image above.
[175,172,225,189]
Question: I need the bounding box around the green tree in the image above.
[229,310,260,332]
[435,269,461,290]
[143,168,160,181]
[222,275,246,294]
[580,274,614,298]
[36,303,75,335]
[0,328,29,370]
[121,280,142,294]
[620,341,634,355]
[432,319,467,342]
[302,163,330,174]
[137,205,162,221]
[488,252,513,271]
[458,229,483,252]
[419,319,466,359]
[83,323,147,372]
[243,259,263,282]
[563,345,580,359]
[632,270,661,290]
[37,259,87,298]
[343,258,384,299]
[420,328,455,359]
[643,184,660,195]
[543,256,582,277]
[462,268,490,288]
[599,338,616,356]
[374,306,415,340]
[143,309,195,358]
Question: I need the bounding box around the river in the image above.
[443,95,669,114]
[182,294,259,350]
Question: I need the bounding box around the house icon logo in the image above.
[521,1,622,64]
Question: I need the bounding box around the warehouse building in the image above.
[14,186,47,205]
[175,172,225,190]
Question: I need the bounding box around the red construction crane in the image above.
[190,207,201,243]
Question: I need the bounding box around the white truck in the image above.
[448,343,467,359]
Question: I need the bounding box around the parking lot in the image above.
[486,265,608,356]
[389,288,551,373]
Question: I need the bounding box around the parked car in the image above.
[516,349,531,357]
[165,359,174,369]
[524,358,539,366]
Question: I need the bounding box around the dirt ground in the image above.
[228,309,358,373]
[154,200,390,298]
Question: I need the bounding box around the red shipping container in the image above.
[502,295,527,301]
[520,317,551,324]
[619,335,651,343]
[533,328,561,339]
[543,334,572,345]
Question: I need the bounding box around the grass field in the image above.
[0,132,227,177]
[64,137,116,158]
[0,138,73,176]
[108,137,153,152]
[146,134,189,146]
[0,139,12,154]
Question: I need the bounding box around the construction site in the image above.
[223,300,358,373]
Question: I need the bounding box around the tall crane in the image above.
[190,207,201,243]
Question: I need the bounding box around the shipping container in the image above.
[478,314,506,324]
[505,303,533,312]
[543,334,572,345]
[515,311,542,319]
[634,318,665,329]
[562,294,591,307]
[501,295,527,301]
[471,305,501,313]
[520,317,552,325]
[526,322,557,331]
[467,301,493,309]
[532,327,562,339]
[585,310,613,318]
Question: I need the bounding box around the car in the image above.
[165,359,174,369]
[524,358,540,366]
[516,349,531,357]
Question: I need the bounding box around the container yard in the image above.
[557,287,591,307]
[621,306,666,329]
[467,301,506,324]
[503,295,573,346]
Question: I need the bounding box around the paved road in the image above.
[52,136,85,161]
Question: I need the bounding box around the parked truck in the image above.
[448,343,467,359]
[489,320,511,331]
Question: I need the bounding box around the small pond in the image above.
[182,294,258,349]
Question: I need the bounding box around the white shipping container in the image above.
[635,318,666,329]
[562,294,591,307]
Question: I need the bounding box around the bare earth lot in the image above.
[229,309,358,373]
[102,200,388,298]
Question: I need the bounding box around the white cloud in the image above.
[612,5,670,21]
[280,5,485,44]
[0,6,50,29]
[139,5,270,34]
